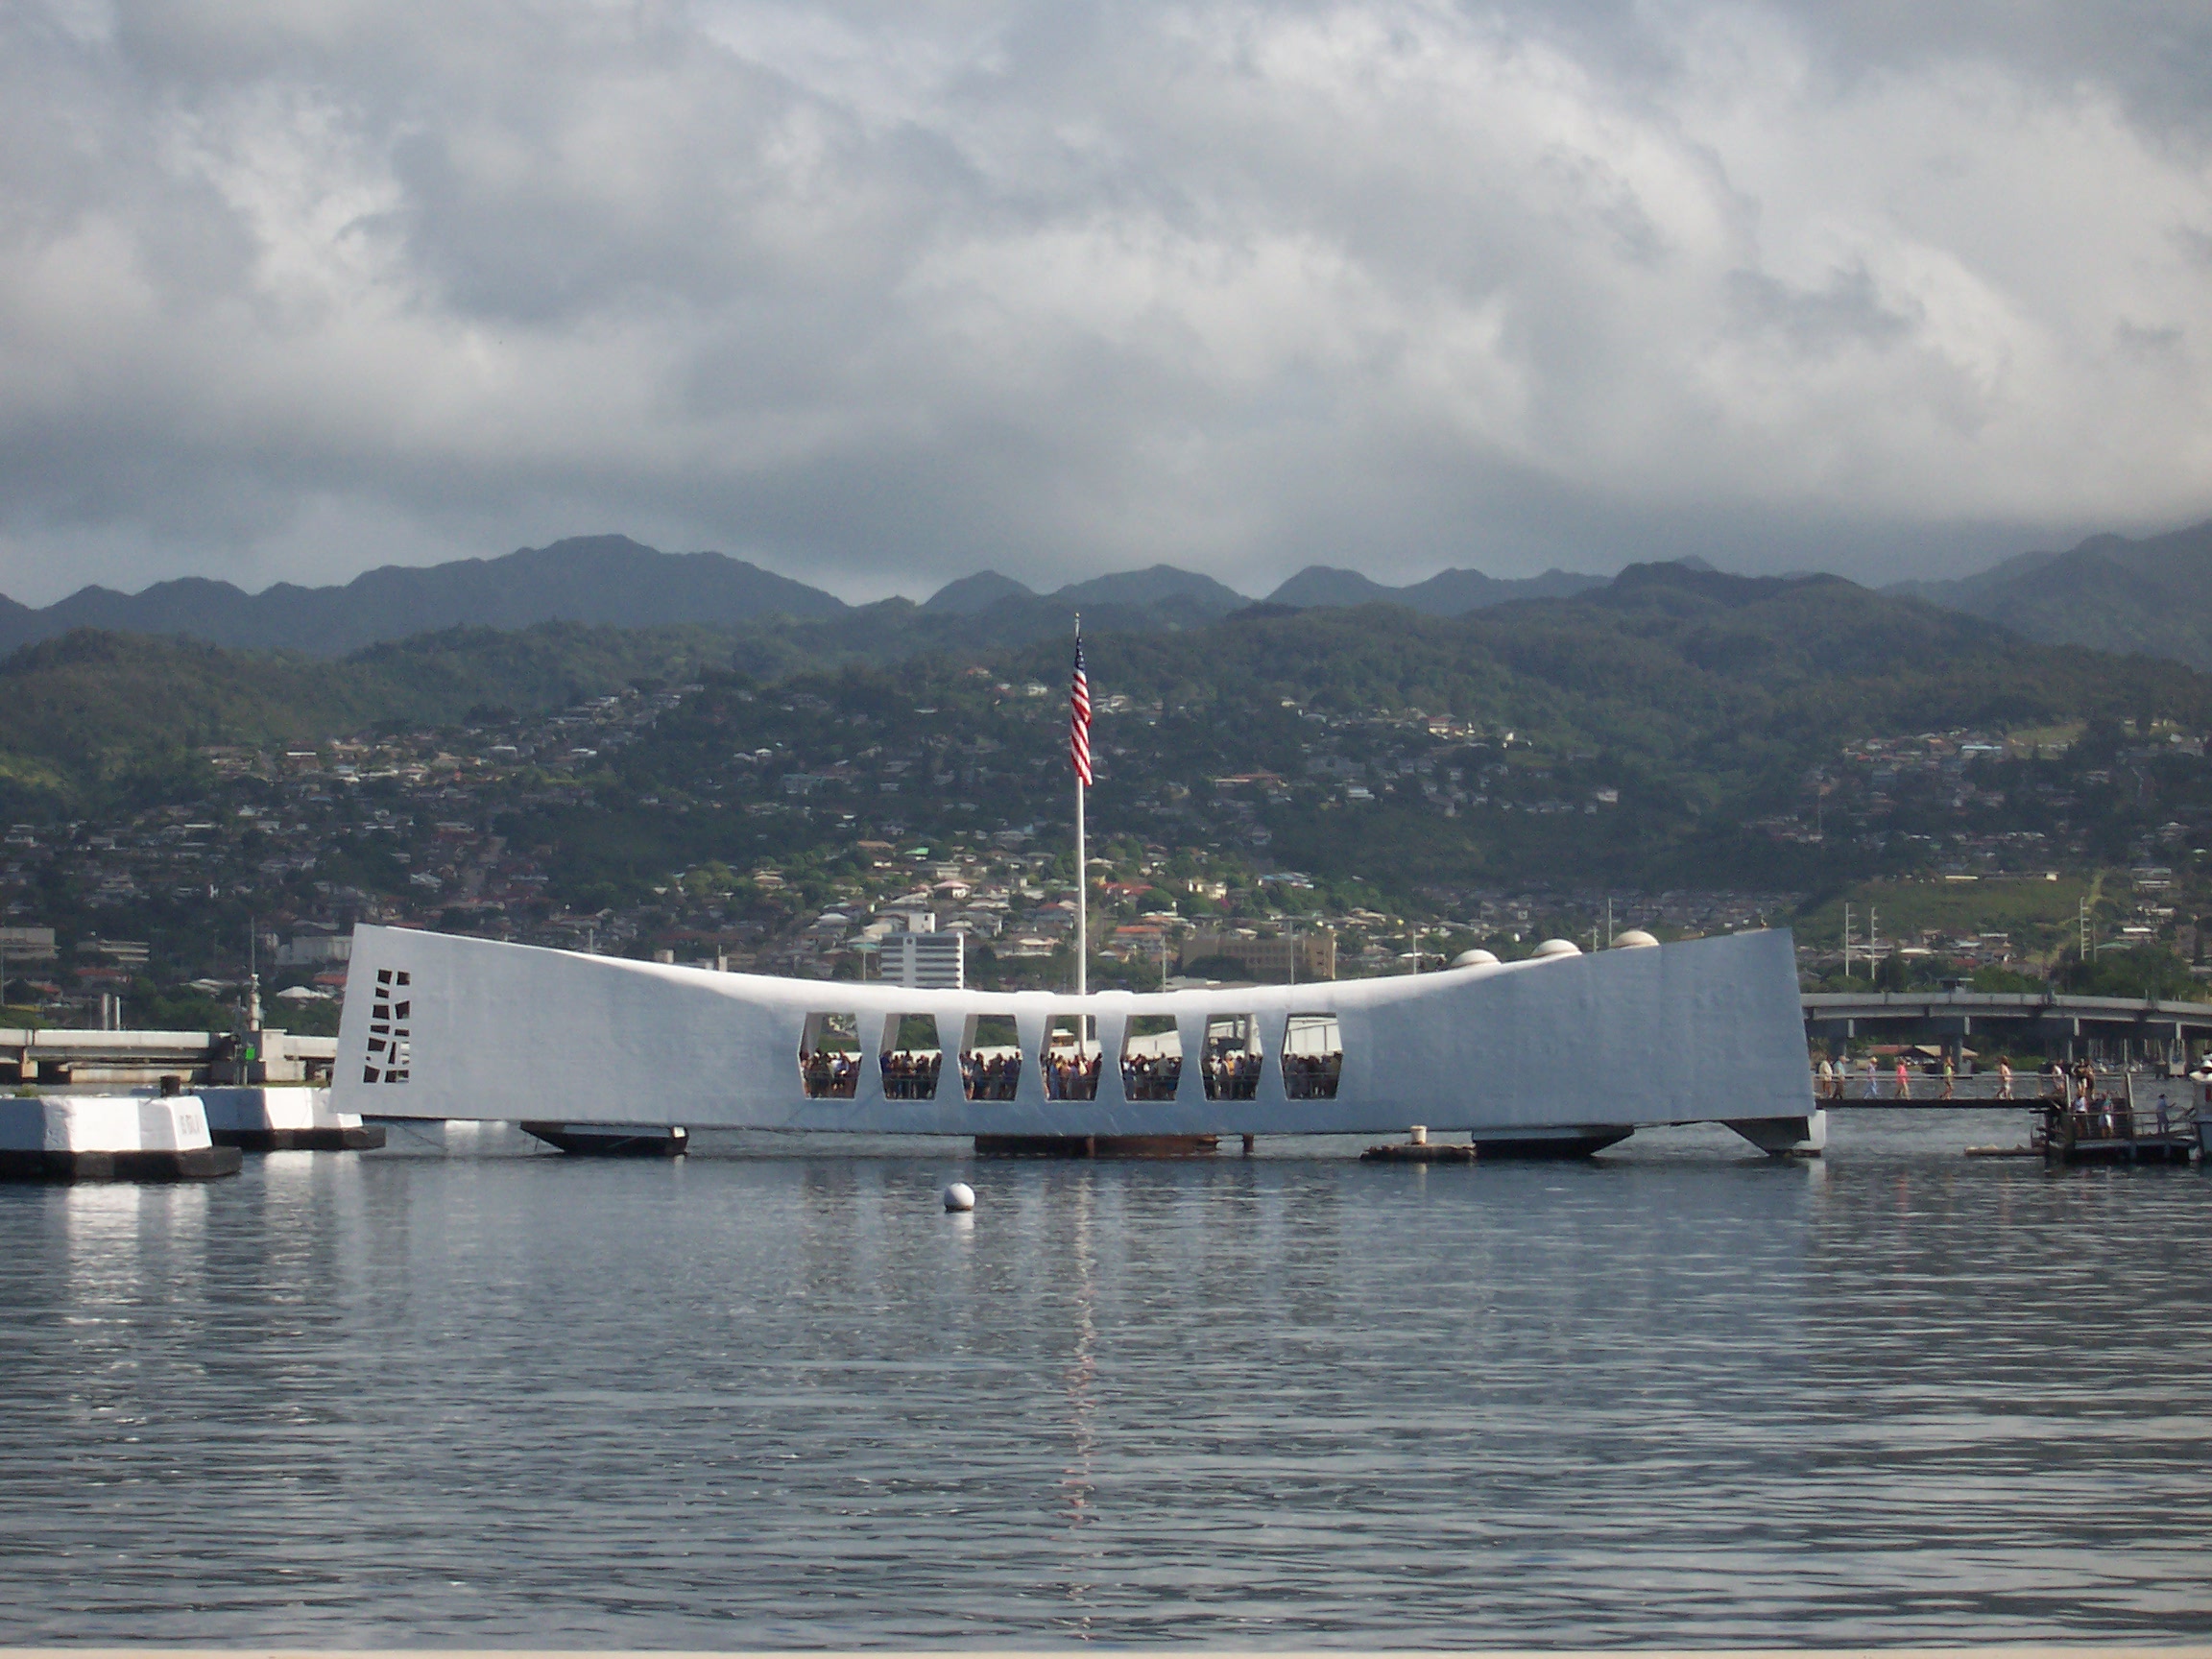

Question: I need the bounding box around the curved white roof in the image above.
[333,924,1815,1140]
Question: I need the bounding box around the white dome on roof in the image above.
[1450,949,1501,969]
[1532,938,1582,958]
[1611,929,1660,949]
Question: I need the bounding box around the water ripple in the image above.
[0,1111,2206,1645]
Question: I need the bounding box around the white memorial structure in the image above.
[331,923,1822,1156]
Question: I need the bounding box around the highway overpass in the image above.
[1803,989,2212,1062]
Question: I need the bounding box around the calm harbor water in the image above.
[1,1110,2207,1647]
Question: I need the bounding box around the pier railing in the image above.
[1815,1068,2202,1111]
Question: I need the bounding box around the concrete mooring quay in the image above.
[0,1094,241,1181]
[0,1083,383,1180]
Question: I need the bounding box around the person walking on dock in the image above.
[1939,1056,1955,1100]
[1862,1055,1877,1098]
[1894,1056,1911,1100]
[1997,1057,2012,1100]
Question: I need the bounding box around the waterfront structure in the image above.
[1179,930,1335,982]
[0,1026,335,1088]
[0,1094,241,1180]
[199,1086,383,1150]
[276,929,352,969]
[332,923,1822,1155]
[880,928,964,990]
[1804,988,2212,1069]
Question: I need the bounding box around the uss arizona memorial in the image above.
[330,922,1824,1157]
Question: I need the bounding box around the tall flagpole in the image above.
[1073,613,1087,1000]
[1075,757,1086,999]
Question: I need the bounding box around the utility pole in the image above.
[1842,902,1853,978]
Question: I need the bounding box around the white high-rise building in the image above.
[882,929,963,990]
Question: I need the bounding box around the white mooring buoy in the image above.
[942,1181,975,1213]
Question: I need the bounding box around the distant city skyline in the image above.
[4,2,2209,607]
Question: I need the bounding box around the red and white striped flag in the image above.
[1069,634,1094,786]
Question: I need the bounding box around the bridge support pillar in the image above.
[1725,1109,1826,1158]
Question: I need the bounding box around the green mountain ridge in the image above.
[0,535,850,659]
[1889,517,2212,668]
[0,535,1665,660]
[6,564,2206,908]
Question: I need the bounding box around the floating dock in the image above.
[2042,1115,2200,1166]
[1360,1139,1477,1164]
[1966,1101,2208,1166]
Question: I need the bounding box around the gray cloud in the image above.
[1,0,2208,606]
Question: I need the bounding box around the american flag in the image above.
[1069,634,1094,786]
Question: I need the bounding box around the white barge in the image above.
[330,924,1821,1157]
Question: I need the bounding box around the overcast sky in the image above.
[3,0,2209,605]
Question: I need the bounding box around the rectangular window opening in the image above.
[880,1013,943,1100]
[1203,1013,1262,1100]
[799,1012,862,1098]
[1042,1014,1100,1100]
[960,1014,1023,1100]
[1282,1013,1342,1099]
[1120,1014,1183,1100]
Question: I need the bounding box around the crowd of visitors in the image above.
[880,1050,940,1099]
[961,1049,1022,1100]
[1203,1050,1262,1100]
[1042,1049,1102,1100]
[1283,1050,1343,1099]
[2034,1058,2169,1141]
[1811,1051,1985,1100]
[1809,1049,2193,1144]
[807,1039,1368,1103]
[799,1046,860,1098]
[1121,1054,1182,1100]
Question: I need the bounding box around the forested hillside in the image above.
[5,563,2206,898]
[1894,517,2212,669]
